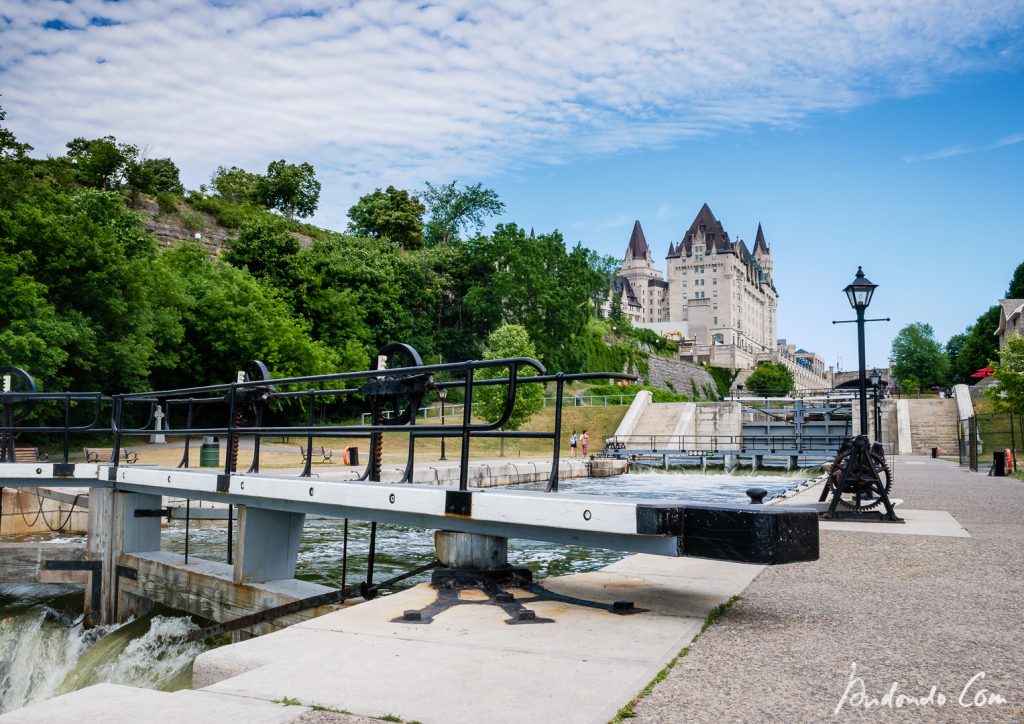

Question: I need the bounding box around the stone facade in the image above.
[612,204,832,392]
[996,299,1024,349]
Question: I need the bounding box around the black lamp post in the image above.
[843,267,878,437]
[869,369,882,443]
[438,387,448,461]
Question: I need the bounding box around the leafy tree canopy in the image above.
[987,335,1024,416]
[347,185,425,250]
[1008,260,1024,299]
[891,322,950,389]
[66,135,138,190]
[744,362,794,397]
[210,165,263,206]
[947,305,999,381]
[258,160,320,220]
[224,213,300,287]
[474,324,546,438]
[422,180,504,245]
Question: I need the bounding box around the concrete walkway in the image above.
[633,455,1024,722]
[5,456,1019,723]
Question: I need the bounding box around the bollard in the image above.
[746,487,768,504]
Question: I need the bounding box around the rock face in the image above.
[132,195,231,254]
[642,355,719,399]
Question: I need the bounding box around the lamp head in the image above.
[843,266,877,309]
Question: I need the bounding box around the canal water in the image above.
[0,471,811,713]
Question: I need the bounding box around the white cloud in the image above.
[2,0,1022,226]
[903,132,1024,162]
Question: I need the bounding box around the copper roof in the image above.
[626,220,650,259]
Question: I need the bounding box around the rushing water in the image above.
[0,471,810,712]
[0,585,203,713]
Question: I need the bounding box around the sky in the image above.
[2,0,1023,371]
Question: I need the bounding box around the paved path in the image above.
[633,456,1024,722]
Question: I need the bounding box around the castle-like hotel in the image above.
[613,203,832,391]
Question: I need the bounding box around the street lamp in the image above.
[843,267,878,437]
[869,369,882,443]
[438,387,448,461]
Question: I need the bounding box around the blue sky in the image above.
[2,0,1023,371]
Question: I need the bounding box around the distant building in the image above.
[612,203,832,391]
[995,299,1024,349]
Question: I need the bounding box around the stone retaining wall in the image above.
[642,355,719,399]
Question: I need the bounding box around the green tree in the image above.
[463,224,607,371]
[155,243,339,387]
[224,213,300,288]
[1007,260,1024,299]
[211,165,263,205]
[947,305,999,381]
[347,186,425,249]
[422,180,504,245]
[987,335,1024,416]
[65,136,139,190]
[891,322,950,389]
[0,103,32,161]
[744,362,795,397]
[258,160,320,219]
[474,324,545,456]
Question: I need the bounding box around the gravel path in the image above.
[632,456,1024,723]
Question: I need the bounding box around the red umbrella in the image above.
[969,367,993,378]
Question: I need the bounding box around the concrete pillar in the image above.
[87,489,162,625]
[753,454,763,471]
[701,455,707,473]
[435,530,508,570]
[788,455,798,471]
[234,506,306,583]
[724,453,737,472]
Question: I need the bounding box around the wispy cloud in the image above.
[1,0,1023,226]
[903,133,1024,162]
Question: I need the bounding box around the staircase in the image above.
[630,403,690,447]
[905,399,959,455]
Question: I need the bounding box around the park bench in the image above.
[604,439,627,450]
[9,447,48,462]
[299,445,334,464]
[84,447,138,465]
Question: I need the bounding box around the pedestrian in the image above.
[570,430,578,458]
[581,430,589,457]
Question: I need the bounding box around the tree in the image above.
[474,324,545,456]
[421,180,504,245]
[65,136,138,190]
[0,103,32,161]
[1008,260,1024,299]
[463,224,608,371]
[891,322,950,389]
[744,362,794,397]
[947,305,999,381]
[988,336,1024,416]
[211,165,263,205]
[224,213,300,288]
[347,186,425,249]
[258,160,320,219]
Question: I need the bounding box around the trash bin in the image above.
[931,447,939,458]
[200,435,220,467]
[344,446,360,467]
[992,451,1006,477]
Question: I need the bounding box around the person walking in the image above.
[581,430,589,458]
[570,430,578,458]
